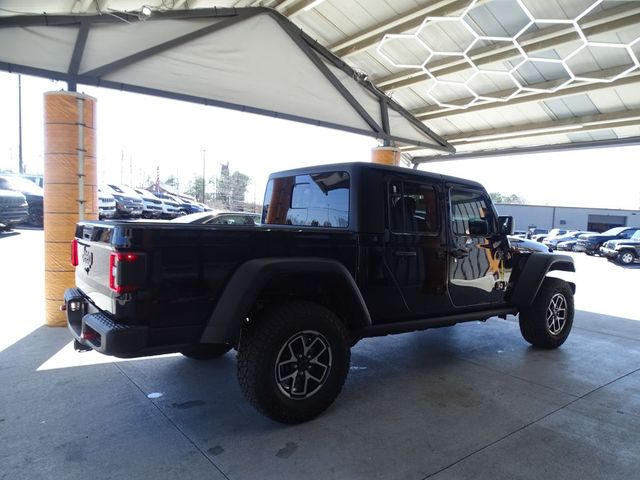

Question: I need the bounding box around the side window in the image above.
[450,189,495,237]
[389,180,439,234]
[263,172,350,228]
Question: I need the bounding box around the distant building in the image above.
[496,204,640,233]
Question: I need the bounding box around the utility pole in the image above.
[18,75,24,174]
[120,150,124,183]
[202,149,206,203]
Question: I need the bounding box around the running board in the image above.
[354,308,518,341]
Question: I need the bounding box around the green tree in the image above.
[490,192,526,204]
[230,171,250,210]
[489,192,504,203]
[165,175,179,189]
[186,175,209,202]
[215,163,231,207]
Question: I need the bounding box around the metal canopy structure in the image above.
[0,6,452,154]
[1,0,640,164]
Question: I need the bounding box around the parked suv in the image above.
[600,230,640,265]
[149,190,182,218]
[575,227,640,255]
[102,184,143,218]
[0,175,44,226]
[543,231,591,251]
[132,188,163,218]
[0,189,29,230]
[98,188,116,220]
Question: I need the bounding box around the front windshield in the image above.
[0,176,43,194]
[108,184,140,197]
[602,227,626,235]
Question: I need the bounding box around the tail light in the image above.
[71,239,79,267]
[109,252,145,293]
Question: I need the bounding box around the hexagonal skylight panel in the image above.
[423,54,477,82]
[466,71,522,101]
[377,35,432,69]
[416,17,477,54]
[517,21,585,60]
[467,37,525,72]
[464,0,533,38]
[565,43,639,83]
[632,36,640,63]
[520,0,602,21]
[511,58,574,92]
[427,82,478,109]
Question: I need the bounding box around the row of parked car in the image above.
[513,227,640,266]
[0,174,44,229]
[98,184,209,220]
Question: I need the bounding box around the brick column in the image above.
[43,92,97,326]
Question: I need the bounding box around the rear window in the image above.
[262,171,350,228]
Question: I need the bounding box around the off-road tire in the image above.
[616,250,636,266]
[519,277,574,349]
[237,301,351,424]
[180,343,232,360]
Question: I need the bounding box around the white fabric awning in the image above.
[0,7,452,153]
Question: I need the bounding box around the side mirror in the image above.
[498,216,514,236]
[468,218,489,236]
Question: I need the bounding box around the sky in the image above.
[1,71,639,210]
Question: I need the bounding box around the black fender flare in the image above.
[510,253,576,309]
[200,257,372,345]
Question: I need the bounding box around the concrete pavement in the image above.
[1,229,639,480]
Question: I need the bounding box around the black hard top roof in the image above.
[269,162,484,189]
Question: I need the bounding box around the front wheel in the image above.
[237,301,350,424]
[519,278,574,349]
[617,251,636,265]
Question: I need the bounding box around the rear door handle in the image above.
[395,250,417,257]
[450,249,469,259]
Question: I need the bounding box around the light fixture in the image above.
[376,0,640,110]
[140,5,152,17]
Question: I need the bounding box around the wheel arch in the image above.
[200,257,371,346]
[509,253,575,309]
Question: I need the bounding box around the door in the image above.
[448,188,503,308]
[384,179,449,317]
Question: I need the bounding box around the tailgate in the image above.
[74,222,116,312]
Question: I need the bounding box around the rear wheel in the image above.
[180,343,232,360]
[617,250,636,265]
[519,278,574,349]
[237,301,350,424]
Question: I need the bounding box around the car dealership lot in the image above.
[1,229,640,480]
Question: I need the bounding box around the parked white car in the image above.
[132,188,164,218]
[97,188,116,219]
[145,190,182,219]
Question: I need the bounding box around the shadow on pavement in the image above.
[2,310,640,480]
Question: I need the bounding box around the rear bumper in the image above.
[64,288,148,356]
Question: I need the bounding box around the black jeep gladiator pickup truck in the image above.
[65,162,575,423]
